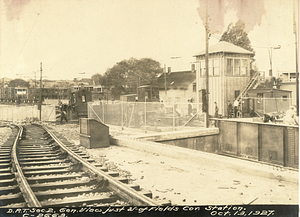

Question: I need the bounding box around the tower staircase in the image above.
[236,71,262,117]
[236,71,260,103]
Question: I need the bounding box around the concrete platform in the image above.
[130,127,219,142]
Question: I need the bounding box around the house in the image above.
[247,88,292,116]
[278,71,297,105]
[194,41,254,116]
[157,67,196,104]
[280,82,297,105]
[279,71,296,82]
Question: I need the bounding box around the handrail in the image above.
[236,71,260,103]
[11,125,41,207]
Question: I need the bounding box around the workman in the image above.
[188,99,193,116]
[60,104,68,124]
[284,106,298,125]
[227,100,232,118]
[233,100,239,118]
[214,102,219,118]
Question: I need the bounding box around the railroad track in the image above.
[0,124,167,207]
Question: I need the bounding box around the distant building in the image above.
[157,66,196,104]
[0,86,28,100]
[72,85,109,101]
[280,82,297,105]
[278,71,297,105]
[194,41,254,116]
[278,71,296,82]
[137,85,159,102]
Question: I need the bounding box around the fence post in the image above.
[258,124,262,161]
[105,102,107,125]
[102,102,105,124]
[283,126,288,167]
[236,122,241,156]
[144,99,147,133]
[173,103,175,131]
[121,101,124,130]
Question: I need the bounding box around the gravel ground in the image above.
[48,123,298,206]
[0,125,12,144]
[1,123,298,206]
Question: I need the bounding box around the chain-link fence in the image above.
[240,97,293,119]
[0,105,56,123]
[88,101,205,132]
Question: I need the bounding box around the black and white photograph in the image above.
[0,0,298,216]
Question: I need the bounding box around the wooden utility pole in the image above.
[35,71,37,88]
[39,62,42,121]
[205,5,209,128]
[293,0,299,115]
[164,64,167,98]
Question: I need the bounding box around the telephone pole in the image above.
[164,64,167,98]
[293,0,299,115]
[205,5,209,128]
[39,62,42,121]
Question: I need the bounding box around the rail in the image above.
[39,124,159,206]
[11,125,41,207]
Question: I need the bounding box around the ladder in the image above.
[236,71,260,103]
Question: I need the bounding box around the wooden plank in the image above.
[22,165,70,171]
[19,156,59,162]
[18,153,60,158]
[40,195,119,206]
[0,163,10,168]
[35,187,96,198]
[0,185,19,192]
[24,169,70,175]
[0,193,22,200]
[0,178,16,185]
[0,173,14,179]
[26,174,82,182]
[30,179,95,190]
[20,160,66,166]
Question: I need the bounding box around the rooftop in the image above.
[157,70,195,90]
[194,41,254,56]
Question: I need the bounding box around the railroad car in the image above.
[70,88,92,118]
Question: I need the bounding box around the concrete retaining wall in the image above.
[110,137,298,185]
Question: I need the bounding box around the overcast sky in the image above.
[0,0,298,80]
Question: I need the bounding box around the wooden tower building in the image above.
[194,41,254,116]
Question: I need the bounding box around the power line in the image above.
[10,13,40,73]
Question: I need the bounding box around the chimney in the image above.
[191,64,195,72]
[168,67,171,73]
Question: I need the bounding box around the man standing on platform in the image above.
[233,99,239,118]
[214,102,219,118]
[227,100,232,118]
